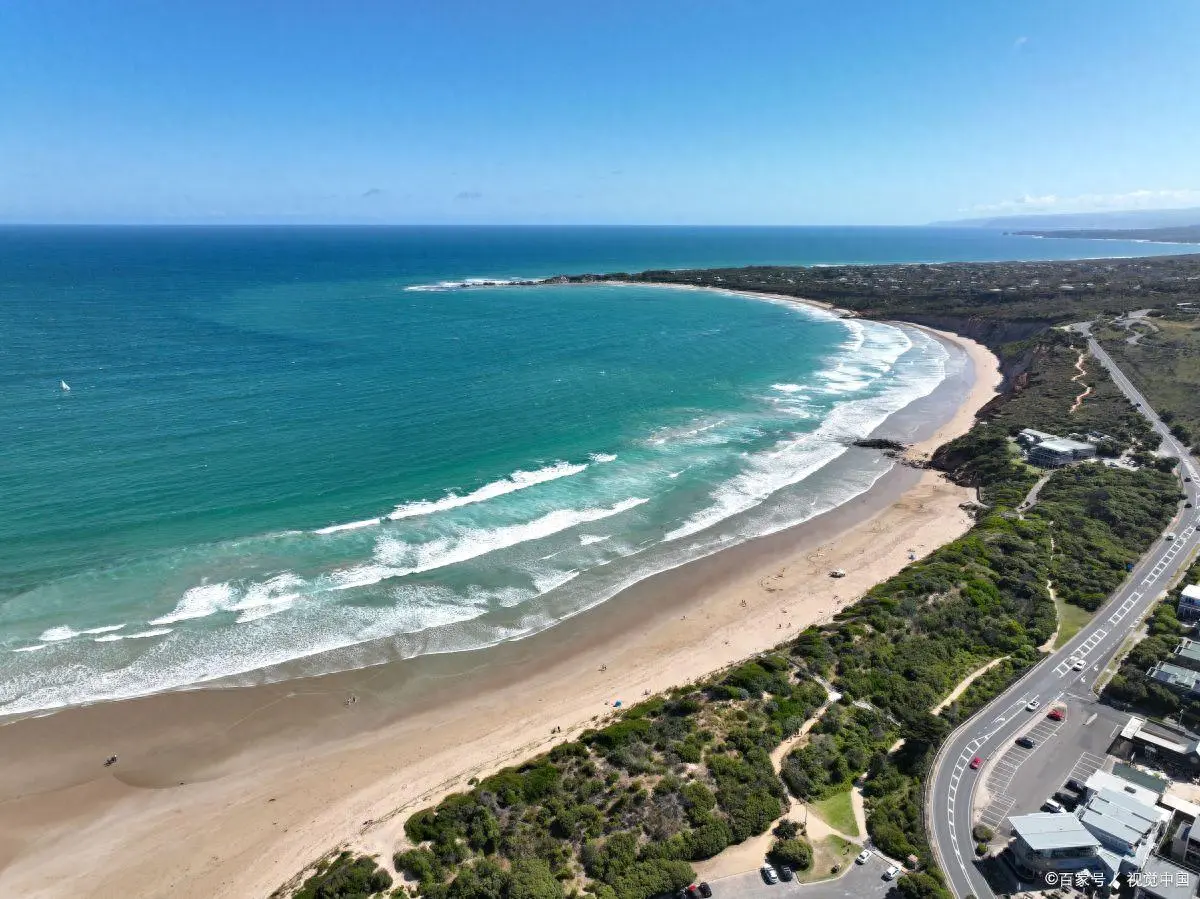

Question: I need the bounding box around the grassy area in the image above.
[1101,312,1200,445]
[810,790,859,837]
[796,835,860,884]
[1053,597,1094,650]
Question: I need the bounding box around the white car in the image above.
[855,849,872,865]
[1072,658,1087,671]
[760,864,778,884]
[884,864,901,881]
[1166,532,1177,541]
[1026,698,1041,712]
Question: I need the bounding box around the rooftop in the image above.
[1085,770,1162,805]
[1079,787,1164,847]
[1151,662,1200,691]
[1035,437,1096,454]
[1176,639,1200,666]
[1181,584,1200,603]
[1009,812,1101,852]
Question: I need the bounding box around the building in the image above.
[1029,436,1099,467]
[1149,662,1200,698]
[1018,428,1058,446]
[1084,770,1163,808]
[1174,638,1200,672]
[1115,716,1200,769]
[1179,585,1200,623]
[1132,855,1196,899]
[1077,786,1170,872]
[1008,812,1103,880]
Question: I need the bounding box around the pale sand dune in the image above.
[0,328,1000,899]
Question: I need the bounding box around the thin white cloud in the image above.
[1013,36,1028,50]
[968,189,1200,214]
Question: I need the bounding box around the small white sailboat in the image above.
[60,380,71,391]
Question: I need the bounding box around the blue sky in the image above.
[2,1,1199,225]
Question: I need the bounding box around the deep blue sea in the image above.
[2,226,1194,715]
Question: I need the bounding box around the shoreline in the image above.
[0,302,1001,898]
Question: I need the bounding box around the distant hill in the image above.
[933,207,1200,230]
[1013,224,1200,244]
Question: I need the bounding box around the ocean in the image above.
[1,225,1194,716]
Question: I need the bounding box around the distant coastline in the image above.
[1011,223,1200,245]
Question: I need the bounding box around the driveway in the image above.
[709,854,898,899]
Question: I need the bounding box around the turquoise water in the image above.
[1,226,1193,715]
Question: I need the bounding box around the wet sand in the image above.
[0,323,1001,899]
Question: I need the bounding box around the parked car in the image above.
[1166,532,1177,541]
[698,884,712,898]
[1041,798,1064,813]
[884,864,901,881]
[855,849,873,865]
[1047,708,1065,721]
[1066,778,1084,793]
[1025,698,1041,712]
[760,864,778,884]
[778,865,794,882]
[969,755,984,770]
[1072,658,1087,671]
[1016,735,1036,749]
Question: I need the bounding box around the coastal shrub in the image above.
[767,838,813,870]
[508,859,564,899]
[606,859,695,899]
[896,872,954,899]
[294,852,393,899]
[394,849,444,887]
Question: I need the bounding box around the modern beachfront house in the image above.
[1017,428,1098,468]
[1149,662,1200,699]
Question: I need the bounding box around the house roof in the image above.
[1181,584,1200,602]
[1009,813,1100,852]
[1084,770,1162,806]
[1079,787,1162,847]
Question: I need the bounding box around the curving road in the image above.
[927,327,1200,898]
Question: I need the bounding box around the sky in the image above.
[2,1,1199,225]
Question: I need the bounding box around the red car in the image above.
[969,756,983,770]
[1047,708,1065,722]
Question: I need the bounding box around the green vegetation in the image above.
[389,656,825,898]
[293,852,393,899]
[1099,310,1200,450]
[1052,597,1094,649]
[810,790,858,837]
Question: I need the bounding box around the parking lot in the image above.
[709,855,898,899]
[976,696,1127,838]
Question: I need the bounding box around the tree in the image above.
[896,872,953,899]
[767,838,813,870]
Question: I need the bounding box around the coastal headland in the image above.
[0,287,1000,898]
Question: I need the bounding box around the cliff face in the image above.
[881,313,1048,390]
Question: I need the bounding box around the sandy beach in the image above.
[0,312,1001,899]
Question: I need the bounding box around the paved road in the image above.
[711,854,898,899]
[927,327,1200,898]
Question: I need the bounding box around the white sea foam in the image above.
[38,626,79,642]
[579,534,610,545]
[388,461,587,520]
[337,497,649,590]
[82,624,125,635]
[532,569,580,594]
[589,453,617,463]
[771,383,806,393]
[148,583,235,626]
[403,277,538,292]
[94,628,172,643]
[314,517,382,535]
[12,644,47,653]
[666,323,946,542]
